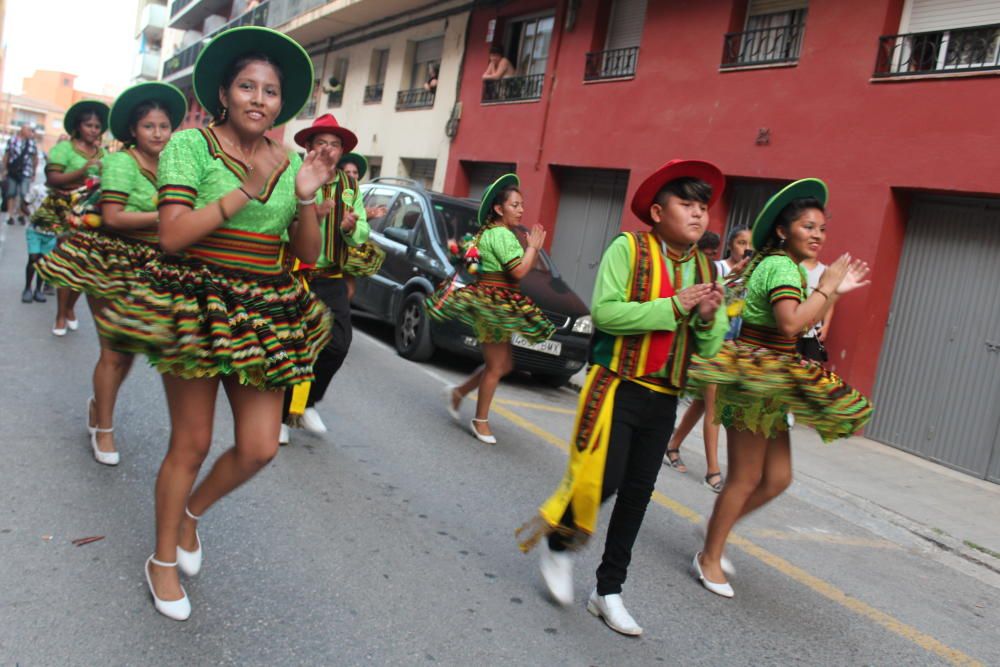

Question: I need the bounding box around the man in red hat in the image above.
[281,114,368,444]
[517,160,729,636]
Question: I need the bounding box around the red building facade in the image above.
[444,0,1000,478]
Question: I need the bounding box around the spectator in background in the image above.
[797,256,834,362]
[3,124,39,225]
[697,230,721,261]
[424,63,439,93]
[323,75,344,107]
[482,45,515,80]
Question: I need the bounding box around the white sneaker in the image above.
[587,589,642,636]
[300,407,328,433]
[539,539,574,606]
[278,424,290,446]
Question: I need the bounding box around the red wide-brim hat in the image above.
[293,113,358,152]
[630,159,725,225]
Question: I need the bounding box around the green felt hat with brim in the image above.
[193,26,313,127]
[64,100,110,136]
[338,152,368,180]
[751,178,829,250]
[109,82,187,143]
[478,173,519,226]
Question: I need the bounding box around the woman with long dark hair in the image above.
[37,83,186,466]
[30,100,108,336]
[98,27,336,620]
[427,174,554,444]
[689,179,873,597]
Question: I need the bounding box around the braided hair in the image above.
[730,196,826,288]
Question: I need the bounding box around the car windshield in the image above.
[430,198,552,274]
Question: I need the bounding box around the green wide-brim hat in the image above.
[478,173,519,226]
[109,82,187,143]
[64,100,110,135]
[193,26,313,127]
[339,152,368,180]
[751,178,829,250]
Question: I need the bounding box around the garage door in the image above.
[868,196,1000,481]
[549,167,629,306]
[464,161,516,201]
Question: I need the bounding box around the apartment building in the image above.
[443,0,1000,481]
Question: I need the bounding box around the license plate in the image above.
[511,334,562,356]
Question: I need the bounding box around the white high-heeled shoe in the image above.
[145,555,191,621]
[176,507,202,577]
[445,386,462,421]
[67,318,79,331]
[696,524,735,576]
[90,427,119,466]
[52,326,67,337]
[470,418,497,445]
[692,552,734,598]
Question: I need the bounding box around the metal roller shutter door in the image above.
[747,0,809,16]
[903,0,1000,33]
[868,196,1000,481]
[549,168,629,306]
[465,162,516,201]
[605,0,648,50]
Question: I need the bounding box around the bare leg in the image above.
[65,288,81,322]
[149,374,220,601]
[87,295,134,454]
[454,365,485,406]
[55,287,72,330]
[703,385,722,478]
[179,377,283,550]
[736,430,792,518]
[699,428,769,583]
[665,398,704,472]
[471,341,513,438]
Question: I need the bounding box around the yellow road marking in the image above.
[495,402,984,667]
[750,529,899,549]
[494,398,577,415]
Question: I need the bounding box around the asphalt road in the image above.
[1,225,997,666]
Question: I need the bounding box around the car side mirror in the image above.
[384,227,415,245]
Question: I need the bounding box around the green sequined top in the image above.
[477,225,524,274]
[99,150,159,243]
[47,140,103,180]
[157,128,301,236]
[741,254,807,328]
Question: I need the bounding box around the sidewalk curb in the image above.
[794,469,1000,578]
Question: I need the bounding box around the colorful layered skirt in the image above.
[97,228,332,390]
[343,241,385,278]
[29,183,100,237]
[425,272,555,345]
[688,323,873,442]
[35,229,158,299]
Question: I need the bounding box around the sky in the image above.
[3,0,139,96]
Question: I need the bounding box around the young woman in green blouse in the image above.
[98,27,337,621]
[427,174,554,444]
[689,179,873,598]
[37,82,186,466]
[33,100,107,336]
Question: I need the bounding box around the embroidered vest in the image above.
[590,231,714,389]
[321,169,359,272]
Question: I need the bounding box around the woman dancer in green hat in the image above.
[427,174,554,444]
[98,27,337,621]
[689,179,873,598]
[37,83,186,466]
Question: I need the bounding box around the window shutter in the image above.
[903,0,1000,33]
[747,0,809,17]
[605,0,648,50]
[415,37,444,64]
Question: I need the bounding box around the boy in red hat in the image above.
[517,160,729,636]
[281,114,368,444]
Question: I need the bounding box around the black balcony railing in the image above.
[481,74,545,103]
[170,0,195,18]
[721,23,806,68]
[584,47,639,81]
[396,88,435,110]
[162,2,270,79]
[874,24,1000,77]
[364,83,384,104]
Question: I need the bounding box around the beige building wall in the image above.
[283,13,468,192]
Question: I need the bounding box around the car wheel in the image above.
[533,372,573,389]
[395,292,435,361]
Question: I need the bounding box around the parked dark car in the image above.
[353,178,591,387]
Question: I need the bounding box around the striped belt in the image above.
[186,228,284,276]
[737,322,798,354]
[477,272,519,290]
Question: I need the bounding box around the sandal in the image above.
[703,472,724,493]
[664,448,687,473]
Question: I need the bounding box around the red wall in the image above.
[445,0,1000,396]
